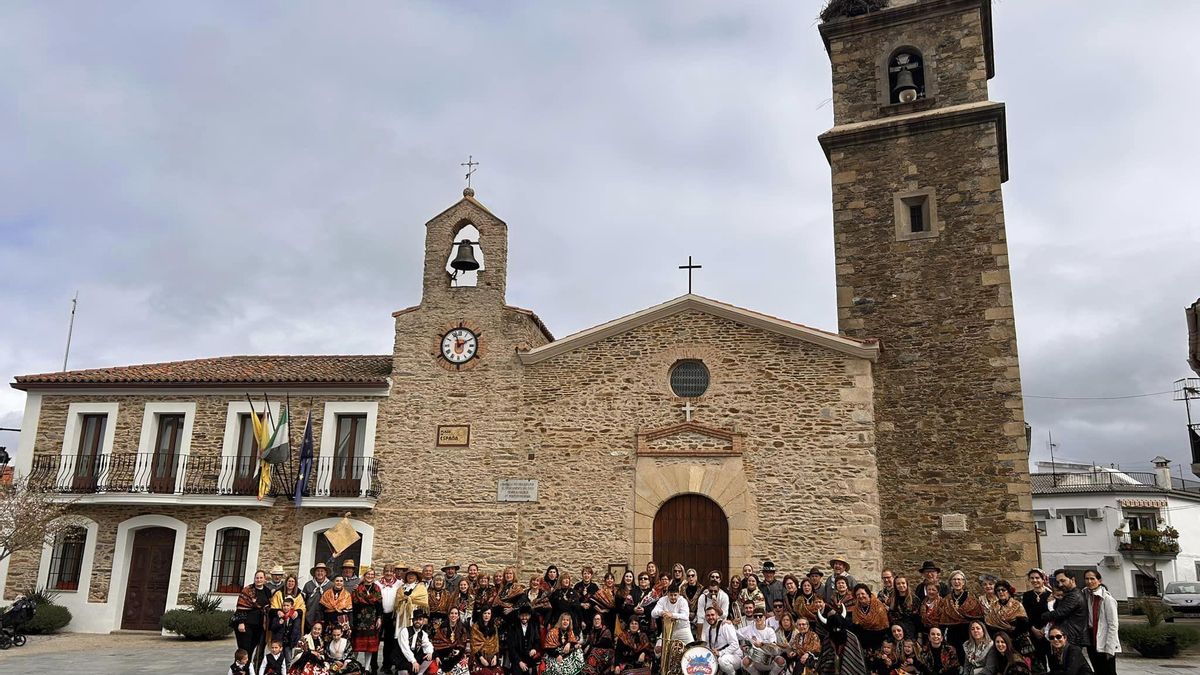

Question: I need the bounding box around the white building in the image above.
[1031,457,1200,601]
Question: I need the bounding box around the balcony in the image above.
[1114,526,1181,558]
[27,452,381,507]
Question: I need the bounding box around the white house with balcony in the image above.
[1031,457,1200,601]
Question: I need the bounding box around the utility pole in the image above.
[62,291,78,372]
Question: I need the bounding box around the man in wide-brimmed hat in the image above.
[442,559,463,592]
[396,565,430,633]
[267,564,287,595]
[341,558,361,592]
[819,557,856,604]
[303,562,332,631]
[915,560,949,602]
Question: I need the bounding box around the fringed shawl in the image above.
[472,621,500,658]
[984,598,1027,632]
[321,587,353,613]
[939,592,984,625]
[851,598,891,631]
[544,626,578,650]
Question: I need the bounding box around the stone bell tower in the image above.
[818,0,1037,580]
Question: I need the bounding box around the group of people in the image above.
[225,557,1120,675]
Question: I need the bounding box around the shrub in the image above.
[1120,623,1199,659]
[23,603,72,634]
[161,607,234,640]
[1134,598,1170,626]
[1163,624,1200,650]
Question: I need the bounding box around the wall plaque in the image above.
[497,479,538,502]
[940,513,968,532]
[437,425,470,447]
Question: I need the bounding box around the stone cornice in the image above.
[819,0,994,79]
[818,100,1008,182]
[636,421,745,457]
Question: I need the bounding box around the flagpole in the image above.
[285,392,294,500]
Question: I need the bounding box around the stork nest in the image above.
[820,0,889,22]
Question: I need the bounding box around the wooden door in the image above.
[653,494,729,580]
[331,414,366,495]
[232,414,259,495]
[72,414,107,492]
[121,527,176,630]
[149,414,184,493]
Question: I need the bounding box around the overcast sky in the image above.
[2,1,1198,475]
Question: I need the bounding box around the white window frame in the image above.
[133,402,196,493]
[219,400,281,493]
[317,402,378,496]
[299,517,374,575]
[36,516,99,597]
[198,515,263,608]
[1035,520,1047,536]
[1123,510,1159,532]
[57,402,120,490]
[1063,514,1087,535]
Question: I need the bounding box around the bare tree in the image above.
[0,475,82,564]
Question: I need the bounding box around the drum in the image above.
[747,646,775,668]
[680,643,718,675]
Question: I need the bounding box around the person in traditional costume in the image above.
[887,577,919,642]
[829,577,854,615]
[429,574,455,616]
[544,565,562,592]
[582,611,615,675]
[261,639,289,675]
[497,567,527,630]
[399,609,434,675]
[761,561,785,611]
[576,567,601,629]
[269,596,304,663]
[592,573,618,632]
[783,575,802,614]
[815,607,867,675]
[616,571,637,633]
[378,564,405,675]
[820,560,857,605]
[792,617,823,675]
[772,610,799,674]
[471,607,503,675]
[978,576,999,613]
[739,574,767,616]
[434,607,470,675]
[343,561,362,593]
[805,569,825,604]
[235,570,273,669]
[396,568,431,643]
[984,582,1028,644]
[229,648,251,675]
[507,605,542,675]
[322,576,355,636]
[352,568,384,674]
[630,573,657,635]
[651,583,693,675]
[444,561,464,593]
[888,625,907,650]
[527,574,554,631]
[695,572,730,635]
[794,578,823,630]
[273,575,308,637]
[916,627,958,675]
[268,565,287,597]
[877,571,895,606]
[961,621,998,675]
[453,577,476,627]
[327,623,354,671]
[699,607,741,675]
[305,563,334,632]
[939,571,984,663]
[913,563,948,605]
[1020,570,1052,674]
[551,572,583,632]
[293,622,328,675]
[615,618,655,675]
[918,583,943,636]
[849,584,891,651]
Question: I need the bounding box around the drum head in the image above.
[681,645,718,675]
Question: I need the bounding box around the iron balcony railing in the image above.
[27,452,380,500]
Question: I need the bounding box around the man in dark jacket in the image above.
[1046,627,1094,675]
[1043,570,1088,647]
[506,605,541,674]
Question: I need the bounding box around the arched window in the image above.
[314,528,364,571]
[446,224,485,288]
[888,49,925,104]
[47,526,88,591]
[211,527,250,593]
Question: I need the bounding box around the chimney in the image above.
[1151,456,1172,490]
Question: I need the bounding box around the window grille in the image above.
[212,527,250,593]
[670,360,710,398]
[48,526,87,591]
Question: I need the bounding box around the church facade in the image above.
[1,0,1035,633]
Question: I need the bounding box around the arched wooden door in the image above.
[121,527,176,630]
[653,494,729,579]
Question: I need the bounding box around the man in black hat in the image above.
[506,604,541,674]
[398,608,433,675]
[806,566,825,593]
[914,561,949,603]
[760,561,785,610]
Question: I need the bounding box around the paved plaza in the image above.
[0,632,1197,675]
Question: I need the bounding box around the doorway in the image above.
[653,494,729,580]
[121,527,177,630]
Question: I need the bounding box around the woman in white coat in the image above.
[1082,570,1119,675]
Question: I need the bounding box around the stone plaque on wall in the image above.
[437,425,470,447]
[940,514,968,532]
[497,479,538,502]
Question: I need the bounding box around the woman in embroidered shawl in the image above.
[434,607,470,675]
[453,577,476,626]
[738,574,767,616]
[271,575,308,637]
[593,573,618,632]
[939,571,983,662]
[983,581,1027,636]
[850,584,891,652]
[615,571,637,636]
[551,572,583,632]
[793,616,823,675]
[915,627,958,675]
[576,567,601,630]
[544,612,584,675]
[320,575,354,634]
[471,607,503,675]
[429,573,455,616]
[919,583,942,635]
[352,568,384,659]
[794,578,824,627]
[614,618,653,674]
[528,574,555,631]
[498,567,527,627]
[886,577,919,642]
[582,611,615,675]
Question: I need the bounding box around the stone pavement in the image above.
[0,632,1196,675]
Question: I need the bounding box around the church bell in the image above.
[893,69,918,103]
[450,239,480,272]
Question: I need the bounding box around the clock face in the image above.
[441,327,479,364]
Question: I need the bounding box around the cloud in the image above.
[1,1,1197,474]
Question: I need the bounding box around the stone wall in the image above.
[822,0,1036,582]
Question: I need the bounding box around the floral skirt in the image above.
[585,647,614,675]
[546,650,585,675]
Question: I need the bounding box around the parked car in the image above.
[1162,581,1200,621]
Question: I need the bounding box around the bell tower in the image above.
[818,0,1036,579]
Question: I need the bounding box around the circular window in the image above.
[669,360,710,398]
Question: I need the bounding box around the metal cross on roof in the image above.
[679,255,702,294]
[461,155,479,189]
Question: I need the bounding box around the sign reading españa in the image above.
[437,425,470,447]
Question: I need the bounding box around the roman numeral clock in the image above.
[435,319,486,371]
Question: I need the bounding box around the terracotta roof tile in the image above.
[13,355,393,389]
